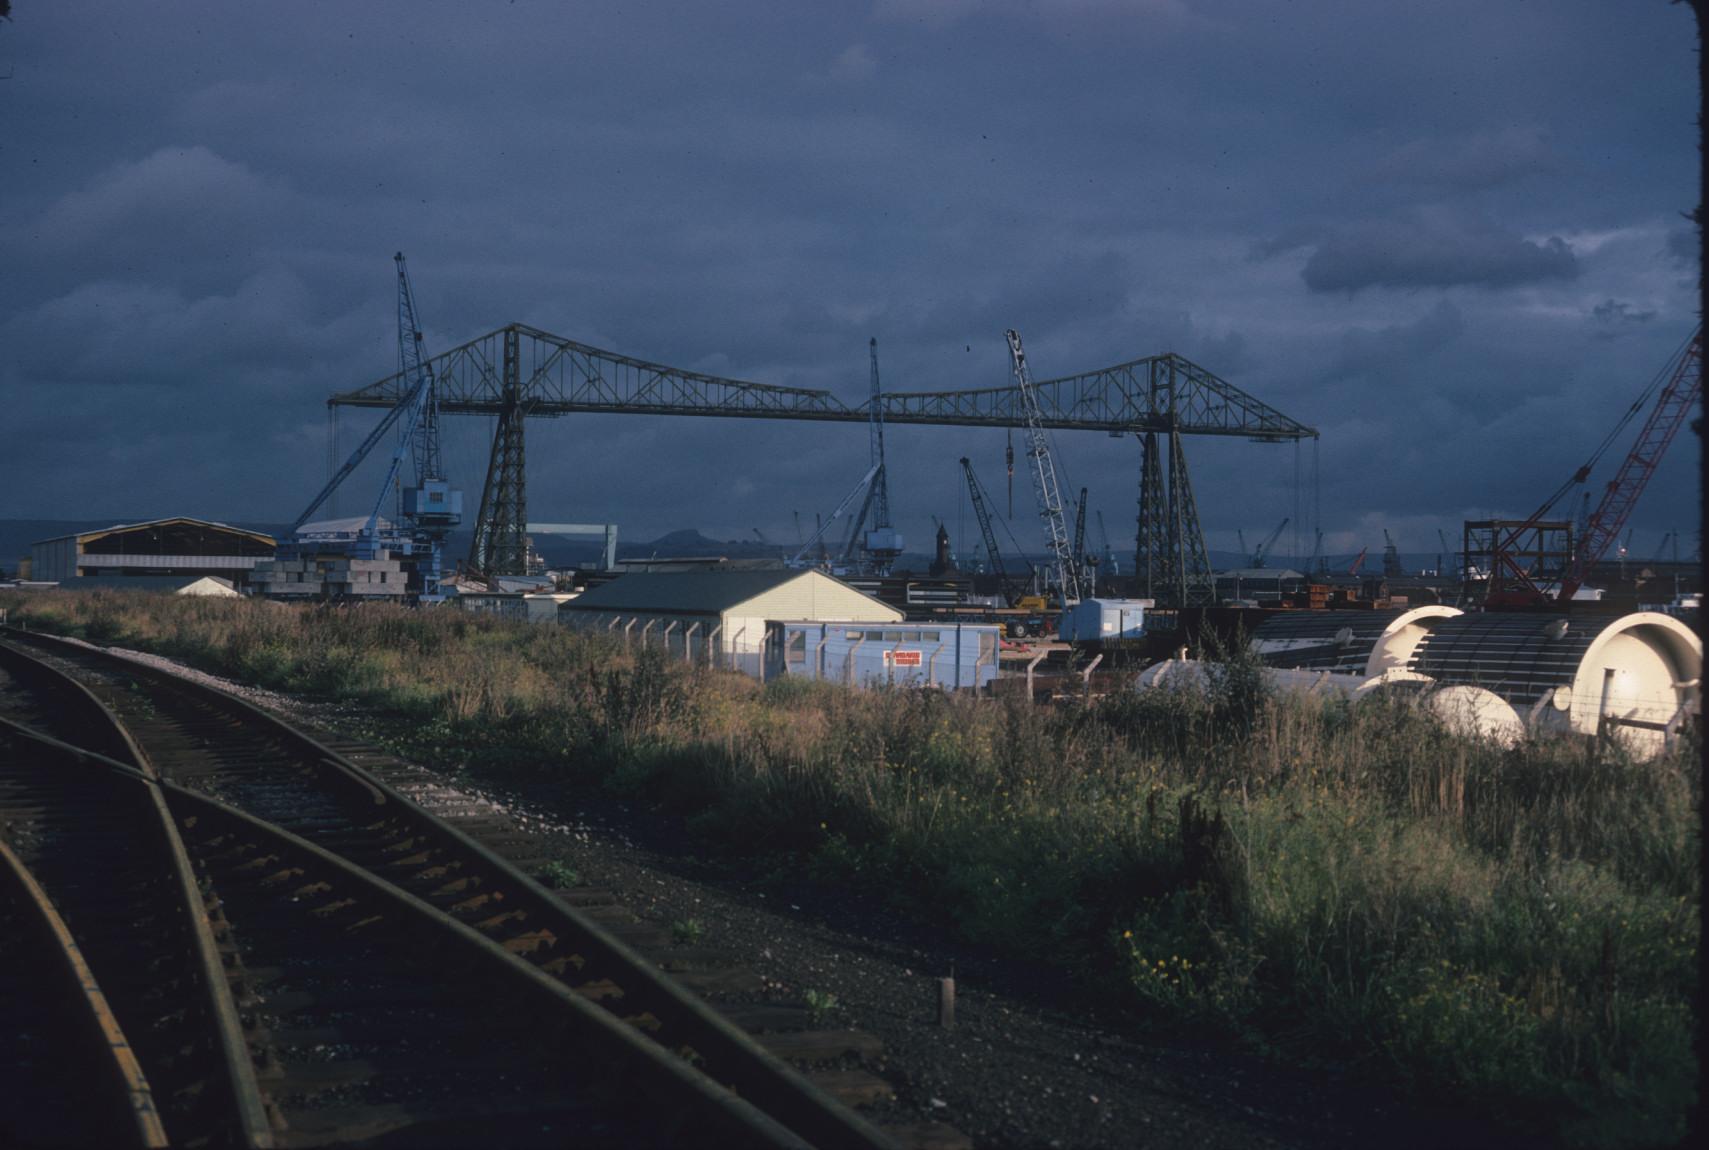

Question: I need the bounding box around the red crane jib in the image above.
[1559,332,1701,602]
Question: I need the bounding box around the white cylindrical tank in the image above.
[1408,611,1700,760]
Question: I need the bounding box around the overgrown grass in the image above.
[4,590,1697,1146]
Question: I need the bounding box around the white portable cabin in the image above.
[1058,598,1154,643]
[768,620,1001,691]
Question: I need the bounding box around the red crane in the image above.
[1558,331,1700,601]
[1482,328,1700,607]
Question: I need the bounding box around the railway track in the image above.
[0,714,824,1148]
[0,632,935,1149]
[0,704,269,1146]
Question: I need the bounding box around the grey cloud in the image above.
[1592,298,1656,325]
[0,0,1696,547]
[1666,223,1698,267]
[1326,299,1464,382]
[1365,125,1556,193]
[1589,298,1658,340]
[1300,208,1580,293]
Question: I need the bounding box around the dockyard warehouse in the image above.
[557,568,902,675]
[30,518,276,588]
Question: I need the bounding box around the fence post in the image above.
[683,621,699,664]
[847,635,866,686]
[707,624,722,668]
[641,619,657,651]
[1026,650,1048,700]
[624,617,638,650]
[814,634,830,682]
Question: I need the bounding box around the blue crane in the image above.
[838,338,903,573]
[1250,517,1288,567]
[287,254,462,601]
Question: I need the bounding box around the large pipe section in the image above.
[1138,609,1699,759]
[1406,611,1699,759]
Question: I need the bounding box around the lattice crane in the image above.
[1251,517,1289,568]
[1006,329,1084,605]
[1483,328,1701,606]
[960,457,1017,606]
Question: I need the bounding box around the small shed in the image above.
[559,568,902,673]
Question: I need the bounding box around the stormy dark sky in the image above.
[0,1,1699,565]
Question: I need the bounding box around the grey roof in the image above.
[56,574,234,592]
[562,568,877,615]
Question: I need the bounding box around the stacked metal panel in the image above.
[249,556,408,599]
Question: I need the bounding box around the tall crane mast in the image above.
[960,457,1016,605]
[838,338,903,573]
[1096,510,1118,576]
[1005,329,1083,605]
[397,254,441,501]
[393,254,461,599]
[1381,528,1403,577]
[1072,488,1089,575]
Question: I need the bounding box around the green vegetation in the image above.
[671,917,705,946]
[803,988,840,1026]
[3,590,1697,1147]
[538,859,581,889]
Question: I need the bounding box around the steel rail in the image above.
[1,715,817,1149]
[3,630,902,1150]
[0,650,276,1149]
[0,835,169,1150]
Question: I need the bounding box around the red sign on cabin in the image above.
[885,649,923,667]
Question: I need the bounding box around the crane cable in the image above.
[1530,326,1700,520]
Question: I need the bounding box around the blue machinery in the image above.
[285,255,462,602]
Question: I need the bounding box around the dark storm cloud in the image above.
[1299,208,1580,294]
[0,0,1698,556]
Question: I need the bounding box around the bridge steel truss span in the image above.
[328,323,1317,599]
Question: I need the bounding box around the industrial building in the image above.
[558,569,902,674]
[30,518,275,586]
